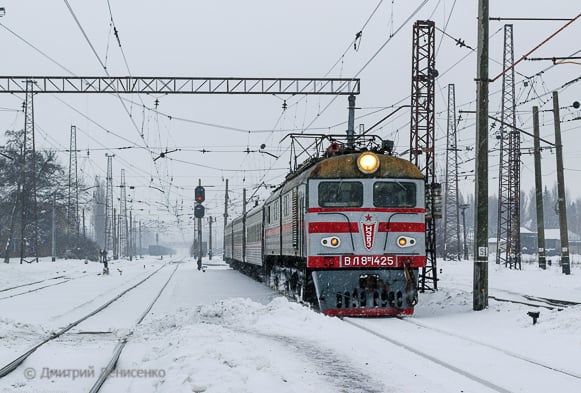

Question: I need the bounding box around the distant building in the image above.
[489,228,581,255]
[543,228,581,255]
[148,245,176,256]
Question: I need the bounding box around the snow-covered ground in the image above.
[1,254,580,392]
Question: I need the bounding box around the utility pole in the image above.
[553,91,570,275]
[532,106,547,269]
[242,188,247,263]
[223,178,229,238]
[4,181,20,264]
[474,0,489,311]
[208,216,214,260]
[443,83,461,260]
[460,204,470,260]
[129,210,133,261]
[51,194,56,262]
[139,221,142,258]
[113,208,118,260]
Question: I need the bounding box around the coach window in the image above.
[318,181,363,207]
[283,194,289,216]
[373,181,416,207]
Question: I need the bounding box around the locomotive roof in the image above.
[264,152,424,204]
[306,152,424,180]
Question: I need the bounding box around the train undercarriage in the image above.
[228,255,420,317]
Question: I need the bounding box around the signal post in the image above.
[194,179,205,270]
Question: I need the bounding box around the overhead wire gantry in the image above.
[0,75,359,262]
[0,76,360,95]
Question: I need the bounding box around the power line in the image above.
[62,0,166,195]
[490,13,581,83]
[490,17,575,22]
[62,0,107,70]
[0,22,75,75]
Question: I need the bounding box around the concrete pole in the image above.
[113,208,117,260]
[473,0,489,310]
[51,194,56,262]
[552,91,570,275]
[129,210,133,261]
[208,216,213,260]
[460,204,470,260]
[242,188,247,263]
[223,179,228,258]
[532,106,546,269]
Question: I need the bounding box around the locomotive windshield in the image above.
[318,181,363,207]
[373,181,416,207]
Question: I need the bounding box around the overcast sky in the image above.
[0,1,579,243]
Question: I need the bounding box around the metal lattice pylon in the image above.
[410,20,438,291]
[67,125,79,237]
[20,80,39,263]
[104,154,115,253]
[443,84,461,260]
[119,169,129,258]
[495,24,521,269]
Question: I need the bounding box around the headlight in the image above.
[321,236,341,248]
[397,236,416,248]
[357,152,380,174]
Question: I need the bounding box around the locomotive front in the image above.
[306,151,425,316]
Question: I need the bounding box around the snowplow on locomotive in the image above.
[224,135,426,316]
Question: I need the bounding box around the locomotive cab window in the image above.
[318,181,363,207]
[373,181,416,207]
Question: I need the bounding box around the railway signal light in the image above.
[194,203,205,218]
[195,185,205,203]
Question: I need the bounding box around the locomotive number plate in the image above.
[342,255,397,267]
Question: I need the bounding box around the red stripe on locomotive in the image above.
[308,207,425,213]
[307,255,426,269]
[378,222,425,232]
[308,222,359,233]
[308,221,425,233]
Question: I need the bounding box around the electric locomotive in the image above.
[224,136,426,316]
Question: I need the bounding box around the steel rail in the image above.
[89,263,180,393]
[0,264,167,378]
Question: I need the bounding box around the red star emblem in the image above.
[365,214,372,221]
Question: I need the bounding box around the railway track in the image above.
[488,291,581,312]
[0,274,87,301]
[0,275,67,293]
[343,316,581,392]
[446,281,581,310]
[88,262,180,393]
[0,260,180,392]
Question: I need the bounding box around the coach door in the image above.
[298,188,305,256]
